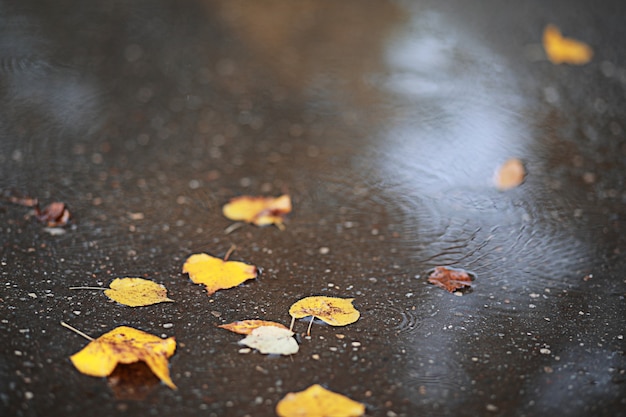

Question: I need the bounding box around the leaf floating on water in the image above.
[103,278,174,307]
[219,319,289,335]
[182,253,258,296]
[238,326,299,355]
[427,266,474,293]
[289,296,360,335]
[494,158,526,190]
[222,194,292,229]
[543,24,593,65]
[68,325,177,390]
[276,384,365,417]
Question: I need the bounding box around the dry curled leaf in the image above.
[104,278,174,307]
[427,266,474,293]
[222,194,292,229]
[219,319,288,335]
[543,24,593,65]
[276,384,365,417]
[182,253,258,296]
[35,202,71,227]
[494,158,526,190]
[289,296,360,335]
[238,326,299,355]
[69,326,177,390]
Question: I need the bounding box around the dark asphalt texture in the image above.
[1,1,625,416]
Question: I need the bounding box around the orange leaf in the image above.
[427,266,474,293]
[182,253,258,295]
[276,384,365,417]
[494,158,526,190]
[69,326,177,390]
[222,194,291,229]
[543,24,593,65]
[219,319,288,335]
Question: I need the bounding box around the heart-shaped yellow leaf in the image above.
[289,296,360,335]
[182,253,258,296]
[219,319,288,335]
[104,278,174,307]
[222,194,292,229]
[543,24,593,65]
[276,384,365,417]
[70,326,177,390]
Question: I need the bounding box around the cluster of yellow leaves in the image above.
[65,193,366,413]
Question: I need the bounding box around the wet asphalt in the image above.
[1,1,625,416]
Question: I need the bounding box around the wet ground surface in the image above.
[1,1,625,416]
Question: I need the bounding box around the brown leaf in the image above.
[427,266,474,293]
[36,202,71,227]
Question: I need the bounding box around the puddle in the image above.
[1,1,625,416]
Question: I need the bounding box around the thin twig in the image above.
[60,321,94,341]
[289,316,295,332]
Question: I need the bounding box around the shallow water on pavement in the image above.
[1,1,625,416]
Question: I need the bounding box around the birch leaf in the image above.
[289,296,360,335]
[69,326,177,390]
[276,384,365,417]
[182,253,258,296]
[219,319,288,335]
[223,194,292,229]
[104,278,174,307]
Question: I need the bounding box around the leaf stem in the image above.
[69,287,107,290]
[306,316,315,336]
[224,244,237,262]
[60,321,94,341]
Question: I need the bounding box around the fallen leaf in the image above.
[238,326,299,355]
[289,296,360,335]
[494,158,526,190]
[35,201,71,227]
[427,266,474,293]
[104,278,174,307]
[222,194,292,229]
[543,24,593,65]
[276,384,365,417]
[69,326,177,390]
[219,319,289,335]
[182,253,258,296]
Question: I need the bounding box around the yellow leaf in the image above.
[494,158,526,191]
[239,326,299,355]
[70,326,177,390]
[218,319,288,335]
[104,278,174,307]
[289,296,360,335]
[222,194,292,229]
[543,24,593,65]
[276,384,365,417]
[182,253,258,296]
